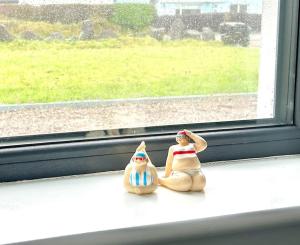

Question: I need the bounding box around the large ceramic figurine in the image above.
[159,130,207,192]
[123,141,158,195]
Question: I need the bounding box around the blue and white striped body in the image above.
[129,165,154,187]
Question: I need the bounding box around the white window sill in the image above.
[1,155,300,245]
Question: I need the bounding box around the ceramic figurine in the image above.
[123,141,158,195]
[159,130,207,192]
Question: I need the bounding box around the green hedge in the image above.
[0,3,156,30]
[110,4,156,31]
[0,4,114,24]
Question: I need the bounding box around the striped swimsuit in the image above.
[129,165,154,187]
[173,143,197,159]
[172,143,200,176]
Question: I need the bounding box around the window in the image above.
[0,0,299,182]
[230,4,238,13]
[0,0,281,137]
[182,9,201,15]
[230,4,248,14]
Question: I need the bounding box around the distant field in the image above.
[0,38,259,104]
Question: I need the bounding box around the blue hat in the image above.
[134,152,147,159]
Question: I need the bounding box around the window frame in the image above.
[10,206,300,245]
[0,0,299,182]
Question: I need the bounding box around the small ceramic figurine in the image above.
[123,141,158,195]
[159,130,207,192]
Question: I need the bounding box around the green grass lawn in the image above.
[0,38,259,104]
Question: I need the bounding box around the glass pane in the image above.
[0,0,279,138]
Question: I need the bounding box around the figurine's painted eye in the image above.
[135,157,145,161]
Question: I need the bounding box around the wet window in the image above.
[0,0,279,137]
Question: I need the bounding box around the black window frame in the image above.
[0,0,300,182]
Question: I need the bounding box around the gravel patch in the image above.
[0,94,257,138]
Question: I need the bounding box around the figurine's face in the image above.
[176,136,189,145]
[133,157,148,166]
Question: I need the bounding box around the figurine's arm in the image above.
[150,166,159,185]
[164,146,174,177]
[123,164,132,187]
[185,129,207,153]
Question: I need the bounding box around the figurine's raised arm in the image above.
[136,141,146,152]
[135,141,155,167]
[184,129,207,153]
